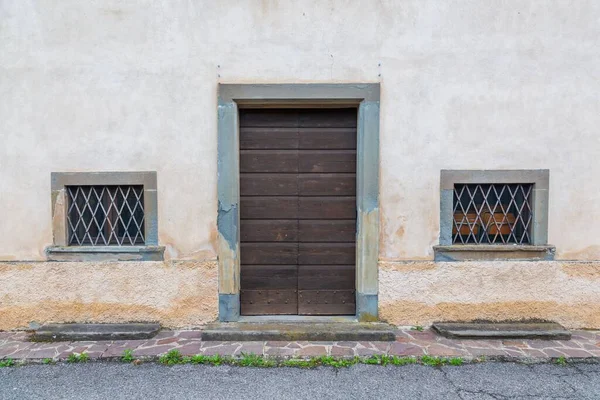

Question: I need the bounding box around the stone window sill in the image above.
[45,246,165,262]
[433,245,556,262]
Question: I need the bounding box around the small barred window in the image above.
[67,185,145,246]
[452,183,533,245]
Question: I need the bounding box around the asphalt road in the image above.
[1,362,599,399]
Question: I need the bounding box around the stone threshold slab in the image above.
[432,322,571,340]
[202,322,397,342]
[31,323,161,342]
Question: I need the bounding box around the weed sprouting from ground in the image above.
[420,355,464,367]
[238,353,276,367]
[15,350,467,369]
[0,358,15,367]
[449,357,464,366]
[282,358,316,368]
[389,356,418,366]
[121,349,134,363]
[66,353,89,363]
[159,349,184,366]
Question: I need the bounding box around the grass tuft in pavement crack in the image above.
[121,349,134,363]
[2,350,589,369]
[555,356,567,366]
[0,358,15,367]
[449,357,464,366]
[154,353,447,368]
[66,353,89,363]
[159,349,184,366]
[190,355,230,366]
[238,353,277,367]
[419,355,464,367]
[0,353,469,368]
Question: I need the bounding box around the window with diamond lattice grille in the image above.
[67,185,145,246]
[452,183,533,245]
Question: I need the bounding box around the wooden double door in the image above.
[239,108,357,315]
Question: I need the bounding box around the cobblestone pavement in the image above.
[1,329,599,362]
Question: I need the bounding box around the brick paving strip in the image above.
[1,329,599,363]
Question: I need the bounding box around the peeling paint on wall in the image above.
[217,201,238,250]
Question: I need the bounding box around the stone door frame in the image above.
[217,83,380,322]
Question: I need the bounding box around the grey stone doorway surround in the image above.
[217,84,380,322]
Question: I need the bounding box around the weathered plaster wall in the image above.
[0,261,218,330]
[379,261,600,329]
[2,259,599,330]
[1,1,599,261]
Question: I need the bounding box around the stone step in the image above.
[31,323,161,342]
[432,322,571,340]
[202,322,397,342]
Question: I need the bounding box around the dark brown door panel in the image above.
[298,197,356,219]
[298,150,356,173]
[240,127,299,149]
[240,174,298,196]
[298,220,356,242]
[241,289,298,315]
[240,150,299,173]
[239,108,357,316]
[241,220,298,242]
[298,243,356,265]
[298,265,355,290]
[298,174,356,196]
[241,243,298,265]
[240,197,298,219]
[298,289,355,315]
[241,265,298,290]
[298,127,356,150]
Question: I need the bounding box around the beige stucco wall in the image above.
[0,261,218,330]
[2,259,600,330]
[1,1,599,329]
[1,0,599,261]
[379,261,600,329]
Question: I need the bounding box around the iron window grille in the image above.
[66,185,145,246]
[452,183,533,245]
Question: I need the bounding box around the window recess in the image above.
[435,170,553,261]
[67,185,146,246]
[452,183,533,245]
[47,171,163,261]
